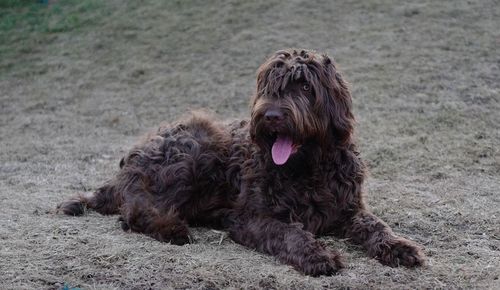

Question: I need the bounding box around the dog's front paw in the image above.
[299,250,344,276]
[378,238,425,268]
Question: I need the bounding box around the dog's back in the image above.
[58,113,244,240]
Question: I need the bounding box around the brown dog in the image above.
[58,49,425,276]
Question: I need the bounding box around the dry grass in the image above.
[0,0,499,289]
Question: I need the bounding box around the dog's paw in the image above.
[56,198,86,216]
[119,215,191,245]
[155,224,191,246]
[165,231,191,246]
[118,216,130,231]
[300,250,344,276]
[378,238,425,268]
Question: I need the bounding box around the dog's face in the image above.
[250,49,354,165]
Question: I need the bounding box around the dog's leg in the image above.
[57,184,119,216]
[343,210,425,267]
[120,199,190,245]
[228,216,343,276]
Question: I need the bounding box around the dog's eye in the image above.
[302,84,310,91]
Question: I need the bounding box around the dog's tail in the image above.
[57,184,120,216]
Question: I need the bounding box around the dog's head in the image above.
[250,49,354,165]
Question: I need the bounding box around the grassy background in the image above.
[0,0,107,78]
[0,0,499,289]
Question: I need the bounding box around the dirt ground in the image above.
[1,0,499,289]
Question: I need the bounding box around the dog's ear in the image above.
[319,55,354,146]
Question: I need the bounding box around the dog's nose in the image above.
[264,109,284,122]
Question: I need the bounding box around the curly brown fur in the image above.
[57,49,425,276]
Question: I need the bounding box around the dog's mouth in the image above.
[271,134,299,165]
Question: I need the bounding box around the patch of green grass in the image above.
[0,0,35,9]
[0,0,107,77]
[0,0,103,35]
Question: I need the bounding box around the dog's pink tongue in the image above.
[272,135,293,165]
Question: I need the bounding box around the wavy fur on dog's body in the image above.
[58,49,424,276]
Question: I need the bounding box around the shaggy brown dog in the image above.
[58,49,425,276]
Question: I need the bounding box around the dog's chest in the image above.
[266,176,337,233]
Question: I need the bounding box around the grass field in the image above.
[0,0,499,289]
